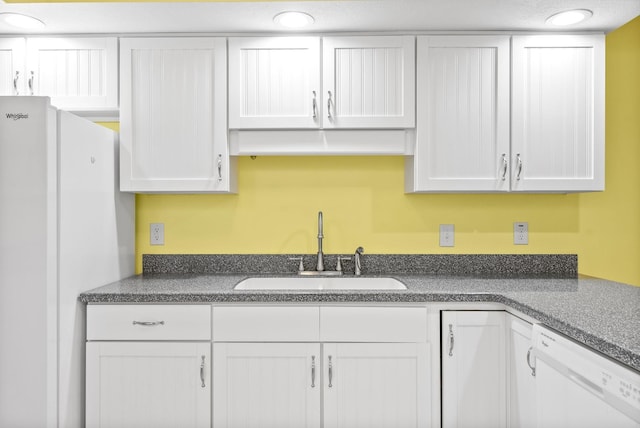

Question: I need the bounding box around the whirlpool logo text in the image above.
[5,113,29,120]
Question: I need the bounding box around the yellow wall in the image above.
[577,15,640,286]
[103,16,639,285]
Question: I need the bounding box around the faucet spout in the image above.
[317,211,324,271]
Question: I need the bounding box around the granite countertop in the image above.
[80,273,640,373]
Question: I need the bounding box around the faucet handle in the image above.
[289,257,305,273]
[336,256,351,272]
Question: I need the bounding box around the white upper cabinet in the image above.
[0,38,25,96]
[408,34,604,193]
[26,37,118,111]
[322,36,415,129]
[407,36,510,192]
[119,37,236,193]
[228,37,321,129]
[0,37,117,113]
[228,35,415,130]
[511,34,605,192]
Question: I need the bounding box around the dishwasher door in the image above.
[532,325,640,428]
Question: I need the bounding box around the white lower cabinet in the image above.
[212,342,429,428]
[441,310,507,428]
[507,315,536,428]
[86,342,211,428]
[212,305,431,428]
[323,342,430,428]
[212,342,321,428]
[85,305,212,428]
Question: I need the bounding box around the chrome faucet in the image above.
[316,211,324,271]
[354,246,364,275]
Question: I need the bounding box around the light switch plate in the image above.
[514,222,528,245]
[439,224,455,247]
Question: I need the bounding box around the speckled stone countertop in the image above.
[80,273,640,373]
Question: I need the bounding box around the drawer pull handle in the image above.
[132,320,165,326]
[200,355,206,388]
[328,355,333,388]
[448,324,455,357]
[311,355,316,388]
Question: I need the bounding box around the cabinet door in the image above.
[508,315,536,428]
[213,342,321,428]
[86,342,211,428]
[409,36,510,192]
[120,37,235,193]
[442,311,506,428]
[512,35,604,192]
[228,37,321,129]
[0,38,25,96]
[322,36,415,128]
[26,37,118,110]
[323,343,430,428]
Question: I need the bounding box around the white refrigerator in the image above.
[0,96,135,428]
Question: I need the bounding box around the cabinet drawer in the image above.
[213,306,320,342]
[87,305,211,341]
[320,306,427,342]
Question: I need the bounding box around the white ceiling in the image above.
[0,0,638,35]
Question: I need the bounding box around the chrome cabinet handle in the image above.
[327,91,333,119]
[200,355,206,388]
[516,154,523,181]
[217,154,222,182]
[448,324,455,357]
[28,71,34,96]
[328,355,333,388]
[132,320,165,326]
[311,356,316,388]
[13,71,19,95]
[526,347,536,377]
[500,153,508,181]
[312,91,317,119]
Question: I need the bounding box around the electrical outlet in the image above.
[150,223,164,245]
[514,222,528,245]
[439,224,455,247]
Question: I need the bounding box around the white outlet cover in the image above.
[150,223,164,246]
[439,224,455,247]
[514,222,528,245]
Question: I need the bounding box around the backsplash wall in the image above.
[134,155,582,268]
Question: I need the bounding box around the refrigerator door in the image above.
[57,110,135,428]
[0,96,58,427]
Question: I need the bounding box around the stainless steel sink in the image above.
[234,277,407,290]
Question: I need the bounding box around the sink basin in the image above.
[234,277,407,290]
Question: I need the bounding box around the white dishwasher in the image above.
[532,324,640,428]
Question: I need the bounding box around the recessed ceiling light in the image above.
[0,13,46,30]
[273,11,314,29]
[546,9,593,26]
